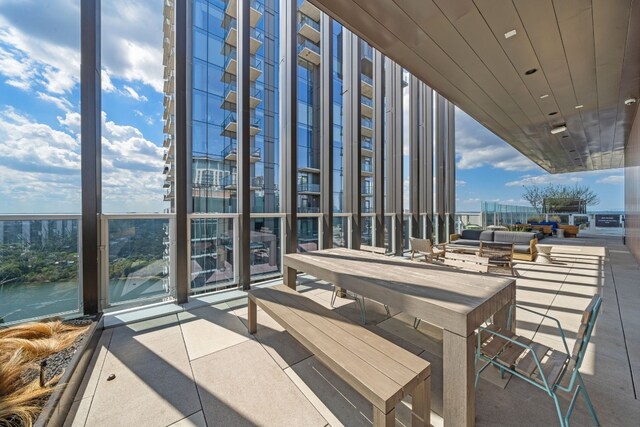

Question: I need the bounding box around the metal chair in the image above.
[475,295,602,427]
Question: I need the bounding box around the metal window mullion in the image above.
[392,63,403,255]
[446,100,456,236]
[435,93,446,243]
[281,0,297,256]
[237,0,251,289]
[320,14,333,249]
[80,0,102,315]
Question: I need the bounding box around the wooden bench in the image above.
[248,284,431,426]
[443,251,489,273]
[559,224,579,238]
[479,241,515,276]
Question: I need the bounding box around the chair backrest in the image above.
[410,237,432,253]
[444,252,489,273]
[563,295,602,386]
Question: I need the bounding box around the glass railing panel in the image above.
[332,215,349,248]
[297,216,320,252]
[361,73,373,85]
[361,137,373,150]
[361,215,373,246]
[107,218,172,305]
[0,216,81,324]
[298,14,320,31]
[298,39,320,54]
[190,216,236,292]
[250,216,282,281]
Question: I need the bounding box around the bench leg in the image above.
[411,377,431,427]
[373,406,395,427]
[284,266,297,290]
[248,297,257,334]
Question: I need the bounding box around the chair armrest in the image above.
[434,243,447,249]
[511,305,570,354]
[450,234,461,242]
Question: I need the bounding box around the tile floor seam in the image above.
[77,328,115,427]
[608,248,638,400]
[177,319,207,427]
[164,410,203,427]
[187,335,255,364]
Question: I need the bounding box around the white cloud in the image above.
[121,85,148,102]
[596,175,624,185]
[37,92,73,112]
[455,108,540,172]
[456,180,466,186]
[102,69,116,92]
[505,174,583,187]
[0,0,163,98]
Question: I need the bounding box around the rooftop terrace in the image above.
[63,234,640,427]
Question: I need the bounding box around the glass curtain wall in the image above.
[332,21,347,247]
[296,0,321,251]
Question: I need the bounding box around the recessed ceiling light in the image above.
[551,125,567,134]
[504,29,517,39]
[575,105,584,109]
[525,68,537,75]
[540,94,549,99]
[548,111,558,116]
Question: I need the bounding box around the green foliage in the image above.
[522,184,600,214]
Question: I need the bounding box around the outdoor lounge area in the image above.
[61,234,640,427]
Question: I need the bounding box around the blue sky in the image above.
[0,0,624,214]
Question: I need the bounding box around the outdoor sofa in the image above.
[449,229,538,261]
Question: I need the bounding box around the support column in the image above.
[385,60,403,255]
[237,0,251,289]
[446,101,456,236]
[409,75,420,239]
[320,15,333,249]
[281,0,298,257]
[435,93,446,244]
[373,50,385,249]
[344,32,361,249]
[80,0,101,314]
[174,0,189,303]
[420,83,434,240]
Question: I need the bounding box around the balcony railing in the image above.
[361,137,373,150]
[223,84,262,101]
[222,141,262,159]
[222,112,262,131]
[224,50,262,71]
[361,96,373,108]
[298,14,320,32]
[221,174,264,188]
[362,117,373,129]
[362,43,373,60]
[362,162,373,173]
[298,183,321,193]
[298,207,321,213]
[297,38,320,55]
[361,74,373,86]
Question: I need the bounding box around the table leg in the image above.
[248,297,257,334]
[373,406,395,427]
[411,376,431,427]
[443,330,475,427]
[283,265,297,290]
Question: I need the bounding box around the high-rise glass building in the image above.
[162,0,455,292]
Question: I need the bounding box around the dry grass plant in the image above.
[0,320,88,426]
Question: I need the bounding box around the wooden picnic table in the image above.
[283,247,516,427]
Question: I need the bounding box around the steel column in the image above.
[174,0,190,303]
[80,0,101,315]
[344,32,361,249]
[373,50,385,248]
[435,93,446,243]
[409,75,420,239]
[320,15,333,249]
[446,101,456,237]
[237,0,251,289]
[420,83,434,240]
[281,0,298,259]
[385,60,403,255]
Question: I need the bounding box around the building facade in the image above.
[162,0,457,292]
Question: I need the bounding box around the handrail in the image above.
[0,214,82,221]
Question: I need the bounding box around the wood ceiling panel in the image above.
[310,0,639,173]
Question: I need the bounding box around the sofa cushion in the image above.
[460,229,483,240]
[514,244,532,254]
[494,231,537,245]
[450,239,481,247]
[479,230,495,242]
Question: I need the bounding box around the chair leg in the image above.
[577,373,601,426]
[551,393,567,427]
[355,296,367,324]
[384,305,391,316]
[330,285,338,308]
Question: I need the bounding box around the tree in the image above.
[522,184,600,214]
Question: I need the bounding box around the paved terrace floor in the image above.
[65,234,640,427]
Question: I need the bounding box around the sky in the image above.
[0,0,625,215]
